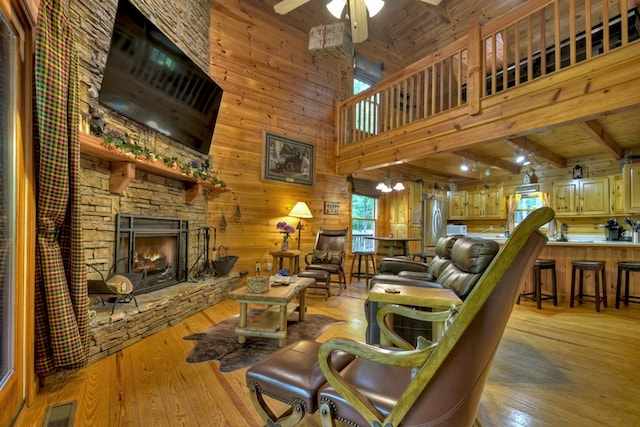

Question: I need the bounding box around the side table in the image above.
[368,283,462,345]
[270,250,301,274]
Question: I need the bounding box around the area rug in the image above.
[184,309,345,372]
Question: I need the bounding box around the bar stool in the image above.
[615,261,640,308]
[518,259,558,309]
[349,251,376,286]
[570,260,607,312]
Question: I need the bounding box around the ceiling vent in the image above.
[515,184,540,194]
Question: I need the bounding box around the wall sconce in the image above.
[289,201,313,250]
[572,164,583,179]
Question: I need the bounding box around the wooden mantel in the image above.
[79,132,228,204]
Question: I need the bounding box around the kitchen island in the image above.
[471,233,640,305]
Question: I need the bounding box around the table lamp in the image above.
[289,201,313,250]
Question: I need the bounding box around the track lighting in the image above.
[515,150,531,165]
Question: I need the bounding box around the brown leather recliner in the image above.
[366,235,500,344]
[368,235,461,287]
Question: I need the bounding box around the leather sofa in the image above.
[365,235,500,344]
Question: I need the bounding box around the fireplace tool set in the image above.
[189,226,217,281]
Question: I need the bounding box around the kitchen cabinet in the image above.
[610,174,626,215]
[624,164,640,213]
[466,187,505,219]
[448,191,467,219]
[386,181,422,243]
[552,177,609,216]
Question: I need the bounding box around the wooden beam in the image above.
[507,136,567,168]
[419,2,451,25]
[454,149,520,174]
[579,119,625,160]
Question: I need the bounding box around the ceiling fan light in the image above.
[327,0,347,19]
[375,181,387,190]
[460,159,469,171]
[515,153,526,163]
[485,167,492,176]
[364,0,384,17]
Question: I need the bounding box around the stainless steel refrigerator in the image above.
[422,196,448,251]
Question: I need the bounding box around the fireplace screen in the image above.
[115,214,189,295]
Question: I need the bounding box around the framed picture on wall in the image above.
[263,132,314,186]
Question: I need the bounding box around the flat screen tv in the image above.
[99,0,223,155]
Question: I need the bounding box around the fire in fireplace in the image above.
[115,214,189,295]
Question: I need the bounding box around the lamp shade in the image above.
[289,201,313,218]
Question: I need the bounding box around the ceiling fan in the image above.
[273,0,443,43]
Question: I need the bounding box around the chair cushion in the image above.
[312,249,342,264]
[246,340,354,413]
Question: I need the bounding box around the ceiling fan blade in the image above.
[420,0,443,5]
[349,0,369,43]
[273,0,311,15]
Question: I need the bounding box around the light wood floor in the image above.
[14,281,640,426]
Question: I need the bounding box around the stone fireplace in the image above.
[114,214,189,295]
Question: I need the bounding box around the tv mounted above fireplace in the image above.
[99,0,223,155]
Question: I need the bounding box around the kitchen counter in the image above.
[461,233,640,305]
[468,233,639,246]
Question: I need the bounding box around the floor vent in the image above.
[42,401,77,427]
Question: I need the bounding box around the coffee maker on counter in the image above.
[601,218,623,241]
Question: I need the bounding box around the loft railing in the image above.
[337,0,639,149]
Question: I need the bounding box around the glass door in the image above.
[0,2,26,423]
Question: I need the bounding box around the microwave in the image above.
[447,225,468,236]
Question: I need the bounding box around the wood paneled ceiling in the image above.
[253,0,640,182]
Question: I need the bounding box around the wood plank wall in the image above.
[207,1,356,272]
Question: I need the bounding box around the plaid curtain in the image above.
[33,0,89,376]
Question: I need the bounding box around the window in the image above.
[0,7,17,389]
[351,194,377,252]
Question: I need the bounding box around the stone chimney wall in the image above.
[70,0,215,276]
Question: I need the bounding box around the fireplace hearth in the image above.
[115,214,189,295]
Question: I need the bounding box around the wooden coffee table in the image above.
[228,277,314,347]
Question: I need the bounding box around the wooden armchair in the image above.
[302,227,348,292]
[316,207,554,427]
